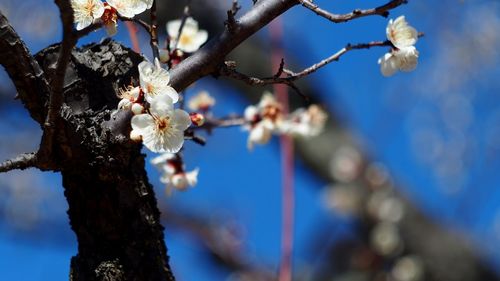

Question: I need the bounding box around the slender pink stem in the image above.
[125,21,141,53]
[271,18,295,281]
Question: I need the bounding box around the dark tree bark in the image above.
[34,40,175,280]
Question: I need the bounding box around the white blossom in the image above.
[378,46,419,77]
[167,169,199,192]
[187,91,216,111]
[243,92,284,150]
[70,0,105,30]
[247,120,273,150]
[117,86,141,110]
[281,105,327,137]
[386,16,418,49]
[106,0,151,18]
[130,94,191,153]
[138,59,179,103]
[167,18,208,53]
[379,15,419,77]
[151,153,199,194]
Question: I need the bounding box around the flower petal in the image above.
[378,52,399,77]
[173,109,192,130]
[131,113,154,132]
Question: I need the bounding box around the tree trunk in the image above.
[32,39,175,280]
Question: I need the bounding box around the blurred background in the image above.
[1,0,500,280]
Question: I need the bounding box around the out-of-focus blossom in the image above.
[138,59,179,103]
[370,222,402,256]
[189,112,205,127]
[391,256,424,281]
[167,17,208,53]
[70,0,105,30]
[130,94,191,153]
[151,153,199,194]
[188,91,216,112]
[159,49,170,64]
[246,120,274,150]
[322,185,362,216]
[244,93,283,150]
[281,105,327,137]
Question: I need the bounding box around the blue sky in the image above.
[1,0,500,280]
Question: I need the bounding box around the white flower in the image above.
[71,0,105,30]
[379,15,419,77]
[378,46,419,77]
[106,0,151,18]
[150,152,176,169]
[282,105,327,137]
[243,92,285,150]
[167,18,208,53]
[130,94,191,153]
[187,91,216,111]
[167,169,199,191]
[244,105,259,123]
[117,86,141,110]
[138,59,179,103]
[151,153,199,194]
[247,120,273,150]
[386,16,418,49]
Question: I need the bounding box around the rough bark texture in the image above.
[33,40,175,281]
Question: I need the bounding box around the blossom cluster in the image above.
[117,59,191,154]
[244,92,327,150]
[70,0,209,55]
[70,0,153,35]
[378,16,420,77]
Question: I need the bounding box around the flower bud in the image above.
[131,103,144,115]
[159,49,170,64]
[189,112,205,126]
[130,129,142,142]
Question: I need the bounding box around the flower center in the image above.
[156,117,170,132]
[85,0,96,15]
[179,34,193,47]
[262,105,282,122]
[146,83,155,94]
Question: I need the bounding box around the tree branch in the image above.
[0,152,38,173]
[168,0,299,91]
[0,11,51,123]
[218,40,392,93]
[298,0,408,24]
[38,0,78,169]
[150,0,160,59]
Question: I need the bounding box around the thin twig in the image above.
[225,0,241,34]
[298,0,408,23]
[118,16,152,33]
[173,0,192,51]
[150,0,160,59]
[38,0,78,169]
[0,152,38,173]
[220,40,394,89]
